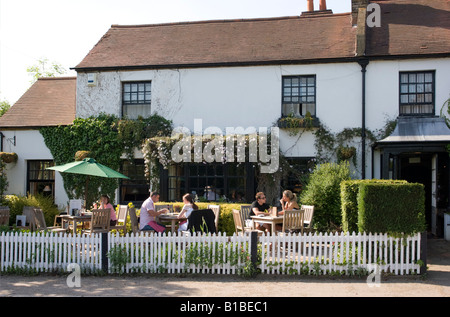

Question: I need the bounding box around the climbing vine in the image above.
[40,113,173,207]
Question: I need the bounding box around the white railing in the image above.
[0,231,423,276]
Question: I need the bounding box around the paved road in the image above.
[0,238,448,298]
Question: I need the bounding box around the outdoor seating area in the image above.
[233,204,315,236]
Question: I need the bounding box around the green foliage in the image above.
[299,161,351,231]
[26,57,66,84]
[118,114,173,161]
[0,99,11,117]
[357,182,426,235]
[40,114,122,207]
[341,179,408,232]
[4,194,62,227]
[40,113,173,207]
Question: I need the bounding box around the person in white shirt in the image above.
[140,191,168,232]
[177,193,199,232]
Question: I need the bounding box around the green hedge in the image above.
[300,162,351,231]
[341,179,408,232]
[356,182,426,234]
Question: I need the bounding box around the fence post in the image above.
[101,232,109,274]
[420,231,427,275]
[250,231,258,272]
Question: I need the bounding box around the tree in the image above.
[0,99,10,117]
[26,57,66,84]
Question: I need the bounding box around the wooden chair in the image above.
[109,205,128,234]
[33,208,67,233]
[0,207,10,226]
[301,205,315,233]
[240,204,253,229]
[232,209,251,236]
[207,204,220,233]
[281,210,305,234]
[21,206,37,230]
[128,207,139,234]
[84,209,110,235]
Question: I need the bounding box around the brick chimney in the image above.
[302,0,333,16]
[352,0,369,25]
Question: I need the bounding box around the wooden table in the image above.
[59,214,92,233]
[251,215,284,235]
[158,213,187,234]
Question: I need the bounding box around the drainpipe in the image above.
[358,58,369,179]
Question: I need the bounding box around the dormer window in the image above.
[399,71,435,116]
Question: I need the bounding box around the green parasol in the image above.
[47,158,129,206]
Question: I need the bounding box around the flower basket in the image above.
[0,152,18,164]
[336,146,356,162]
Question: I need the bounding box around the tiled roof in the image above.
[0,77,76,129]
[366,0,450,57]
[74,13,357,70]
[74,0,449,71]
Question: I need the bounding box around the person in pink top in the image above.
[97,194,117,226]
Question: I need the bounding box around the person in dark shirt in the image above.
[250,192,271,232]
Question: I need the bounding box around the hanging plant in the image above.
[0,152,18,164]
[336,146,356,162]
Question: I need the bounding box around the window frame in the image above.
[121,81,152,119]
[281,75,317,118]
[26,160,55,198]
[399,70,435,116]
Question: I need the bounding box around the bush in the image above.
[300,162,351,231]
[4,194,62,227]
[357,182,426,235]
[341,179,408,232]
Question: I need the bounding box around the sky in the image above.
[0,0,351,105]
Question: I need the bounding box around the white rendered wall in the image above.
[76,57,450,178]
[1,130,69,209]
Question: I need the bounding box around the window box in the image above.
[277,113,320,129]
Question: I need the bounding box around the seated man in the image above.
[140,191,167,233]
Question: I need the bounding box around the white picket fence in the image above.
[0,232,102,273]
[259,232,423,275]
[0,231,423,276]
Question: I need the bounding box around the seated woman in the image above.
[278,190,300,215]
[177,193,199,232]
[95,194,117,226]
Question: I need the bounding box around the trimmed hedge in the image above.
[341,179,407,232]
[356,182,426,234]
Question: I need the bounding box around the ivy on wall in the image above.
[40,113,173,207]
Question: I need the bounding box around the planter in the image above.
[277,116,320,129]
[0,152,18,164]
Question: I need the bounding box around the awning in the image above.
[378,117,450,143]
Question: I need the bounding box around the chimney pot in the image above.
[307,0,314,11]
[320,0,327,11]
